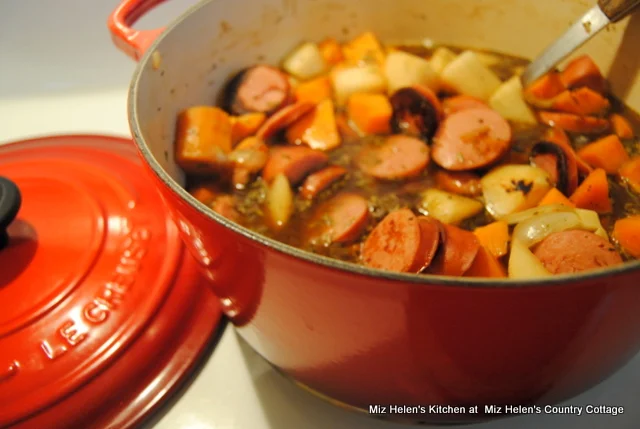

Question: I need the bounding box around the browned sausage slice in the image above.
[226,65,291,115]
[533,230,623,274]
[442,95,490,116]
[212,195,240,222]
[305,193,370,245]
[410,216,443,272]
[356,135,430,180]
[389,87,441,140]
[256,101,316,140]
[300,165,348,199]
[432,108,512,171]
[434,170,482,197]
[413,84,444,121]
[262,145,329,185]
[426,223,480,276]
[361,208,422,272]
[531,153,560,186]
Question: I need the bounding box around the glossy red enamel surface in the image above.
[0,135,223,428]
[110,0,640,422]
[150,161,640,422]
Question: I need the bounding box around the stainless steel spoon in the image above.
[521,0,640,87]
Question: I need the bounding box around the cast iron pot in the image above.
[108,0,640,423]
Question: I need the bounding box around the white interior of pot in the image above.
[131,0,640,186]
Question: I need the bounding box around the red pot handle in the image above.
[107,0,168,61]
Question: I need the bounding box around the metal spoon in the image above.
[521,0,640,87]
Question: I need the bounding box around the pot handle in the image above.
[107,0,168,61]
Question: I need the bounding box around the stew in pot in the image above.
[175,31,640,279]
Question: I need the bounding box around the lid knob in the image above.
[0,176,21,250]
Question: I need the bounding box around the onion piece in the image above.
[488,76,537,125]
[501,204,574,225]
[508,238,552,279]
[384,50,441,94]
[331,65,387,104]
[282,42,328,81]
[429,47,457,74]
[481,165,552,220]
[418,188,483,225]
[266,173,294,229]
[440,51,502,101]
[512,211,582,248]
[575,208,608,239]
[228,148,268,172]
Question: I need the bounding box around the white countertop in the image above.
[1,1,640,428]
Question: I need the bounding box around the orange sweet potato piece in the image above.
[610,113,634,139]
[537,187,576,207]
[465,246,507,278]
[295,76,333,104]
[577,134,630,174]
[551,87,610,116]
[231,113,266,146]
[560,55,607,93]
[346,93,393,135]
[538,112,609,134]
[569,168,612,213]
[618,156,640,193]
[524,71,566,106]
[342,31,385,65]
[286,99,341,150]
[613,216,640,258]
[473,221,509,259]
[319,38,345,65]
[175,106,233,173]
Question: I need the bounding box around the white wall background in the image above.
[0,0,200,98]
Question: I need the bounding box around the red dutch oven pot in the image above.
[108,0,640,423]
[0,136,225,428]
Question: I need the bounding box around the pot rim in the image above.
[127,0,640,289]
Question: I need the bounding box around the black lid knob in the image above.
[0,177,21,250]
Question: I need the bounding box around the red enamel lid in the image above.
[0,135,225,429]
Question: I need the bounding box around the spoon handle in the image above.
[598,0,640,22]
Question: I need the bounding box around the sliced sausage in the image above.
[412,84,444,120]
[262,145,329,185]
[300,165,348,199]
[232,167,252,189]
[442,95,490,116]
[361,208,422,272]
[305,193,370,245]
[426,223,480,276]
[336,113,361,141]
[533,230,623,274]
[389,86,441,140]
[543,127,592,175]
[356,135,430,180]
[531,153,559,185]
[434,170,482,197]
[529,141,576,195]
[211,195,240,222]
[256,101,316,140]
[190,184,220,205]
[229,138,270,189]
[432,108,512,171]
[410,216,443,272]
[224,65,291,115]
